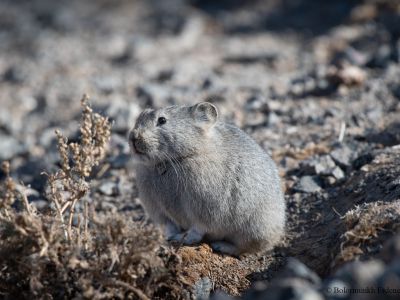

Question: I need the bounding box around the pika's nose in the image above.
[129,130,147,154]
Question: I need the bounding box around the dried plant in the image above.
[0,205,186,299]
[0,161,33,220]
[0,161,15,220]
[46,94,111,241]
[335,201,400,267]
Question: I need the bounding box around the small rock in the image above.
[330,145,354,169]
[334,260,385,288]
[248,278,323,300]
[352,153,374,170]
[245,93,269,113]
[366,122,400,146]
[331,166,345,180]
[136,83,172,108]
[280,157,300,171]
[0,134,25,160]
[110,153,131,169]
[102,36,126,57]
[386,178,400,193]
[111,49,132,65]
[3,65,26,84]
[391,83,400,100]
[241,281,269,300]
[109,134,131,168]
[314,155,337,175]
[120,203,141,212]
[210,290,233,300]
[98,182,120,197]
[39,127,57,148]
[325,176,337,186]
[367,45,393,69]
[193,277,213,300]
[105,99,141,133]
[328,64,366,86]
[301,155,336,176]
[16,159,52,193]
[202,77,213,89]
[332,47,370,67]
[99,200,118,212]
[154,69,174,82]
[294,176,322,193]
[267,112,280,126]
[278,258,321,285]
[30,199,48,210]
[380,235,400,264]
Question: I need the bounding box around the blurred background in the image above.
[0,0,399,193]
[1,0,400,191]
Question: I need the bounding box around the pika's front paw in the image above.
[211,241,239,256]
[164,222,182,240]
[168,228,203,245]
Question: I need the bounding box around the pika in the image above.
[128,102,285,256]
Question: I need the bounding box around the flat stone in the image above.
[98,181,120,197]
[331,166,345,180]
[330,145,354,168]
[294,176,322,193]
[314,155,337,175]
[278,258,321,285]
[193,277,213,300]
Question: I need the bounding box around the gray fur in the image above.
[128,102,286,255]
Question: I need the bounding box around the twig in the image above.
[50,179,69,240]
[96,163,110,178]
[83,201,89,250]
[17,183,33,217]
[67,198,78,241]
[61,201,71,214]
[338,121,346,143]
[77,213,82,247]
[331,206,344,218]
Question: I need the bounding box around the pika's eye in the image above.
[157,117,167,126]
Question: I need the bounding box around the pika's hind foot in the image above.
[168,227,204,245]
[211,241,239,256]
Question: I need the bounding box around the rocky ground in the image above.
[1,0,400,299]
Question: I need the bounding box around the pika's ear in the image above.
[191,102,218,127]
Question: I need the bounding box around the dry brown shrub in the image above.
[335,200,400,267]
[0,209,187,299]
[46,94,111,242]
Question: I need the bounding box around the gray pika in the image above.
[128,102,286,256]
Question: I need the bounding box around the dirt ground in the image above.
[1,0,400,299]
